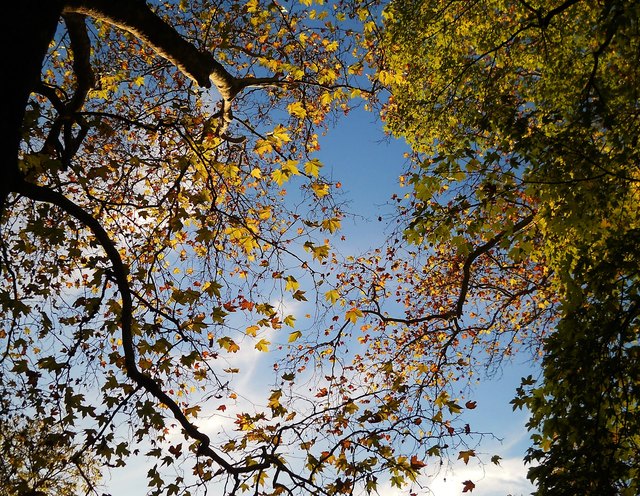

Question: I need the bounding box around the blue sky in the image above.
[104,103,539,496]
[315,106,539,495]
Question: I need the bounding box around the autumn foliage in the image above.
[1,1,639,495]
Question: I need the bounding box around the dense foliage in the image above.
[373,0,640,493]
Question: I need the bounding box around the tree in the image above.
[358,0,639,493]
[0,414,101,496]
[1,1,402,494]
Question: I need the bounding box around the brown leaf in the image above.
[462,480,475,492]
[410,455,427,469]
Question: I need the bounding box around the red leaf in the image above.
[217,404,227,411]
[465,401,477,409]
[462,480,475,493]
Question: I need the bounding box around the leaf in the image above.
[255,339,270,352]
[246,325,260,337]
[315,387,328,398]
[254,139,273,156]
[458,450,475,465]
[287,101,307,119]
[285,275,299,292]
[304,159,322,177]
[410,455,427,470]
[288,330,302,342]
[462,480,475,493]
[311,181,330,198]
[325,289,340,304]
[270,125,291,144]
[345,307,363,324]
[292,290,307,301]
[218,336,240,353]
[491,455,502,466]
[321,217,341,233]
[465,400,477,410]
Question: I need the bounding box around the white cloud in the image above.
[376,456,534,496]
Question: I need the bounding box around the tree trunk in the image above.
[1,1,62,203]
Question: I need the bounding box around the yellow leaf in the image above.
[255,339,270,352]
[285,275,299,291]
[325,289,340,304]
[321,217,341,233]
[268,389,282,408]
[270,125,291,144]
[311,243,329,261]
[345,307,363,324]
[255,139,273,156]
[282,160,300,176]
[272,169,287,186]
[287,101,307,119]
[288,330,302,342]
[304,159,322,177]
[218,336,240,353]
[284,315,296,328]
[311,181,330,197]
[246,325,260,337]
[320,92,332,107]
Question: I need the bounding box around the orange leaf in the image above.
[315,387,328,398]
[410,455,427,470]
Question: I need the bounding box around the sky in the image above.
[105,104,538,495]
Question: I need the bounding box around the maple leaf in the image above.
[304,158,322,177]
[345,307,363,324]
[315,388,328,398]
[462,480,475,493]
[458,449,475,465]
[254,339,270,352]
[325,289,340,304]
[410,455,427,470]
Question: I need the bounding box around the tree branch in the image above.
[365,214,535,325]
[14,180,269,475]
[63,0,235,94]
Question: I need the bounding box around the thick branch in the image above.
[63,13,95,109]
[63,0,236,95]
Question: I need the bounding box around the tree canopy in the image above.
[1,0,639,495]
[373,0,640,493]
[2,1,384,494]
